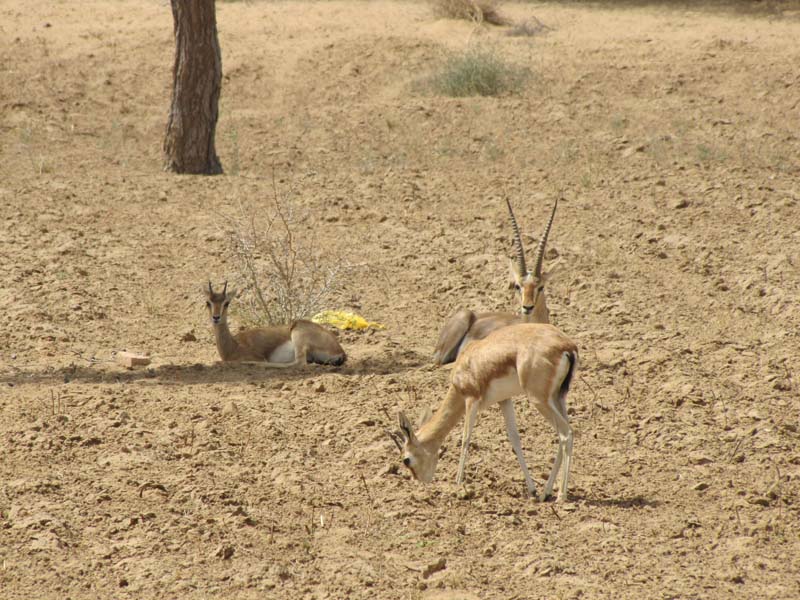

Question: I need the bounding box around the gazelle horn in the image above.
[533,198,559,277]
[386,429,404,452]
[505,198,527,276]
[222,280,228,295]
[208,281,214,295]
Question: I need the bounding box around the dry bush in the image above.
[506,16,552,37]
[224,181,352,326]
[431,0,510,26]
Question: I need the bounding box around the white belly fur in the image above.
[268,341,296,363]
[483,370,523,406]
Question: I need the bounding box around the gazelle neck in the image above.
[531,296,549,324]
[417,387,466,453]
[211,318,240,360]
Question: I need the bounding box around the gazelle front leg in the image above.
[456,399,480,485]
[500,399,537,498]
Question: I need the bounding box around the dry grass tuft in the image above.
[419,45,529,97]
[431,0,510,26]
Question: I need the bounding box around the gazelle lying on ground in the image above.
[433,198,559,365]
[203,281,346,367]
[392,323,578,501]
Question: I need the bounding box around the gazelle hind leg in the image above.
[552,369,574,501]
[560,420,574,502]
[541,409,563,501]
[456,400,480,485]
[500,399,537,497]
[548,403,573,502]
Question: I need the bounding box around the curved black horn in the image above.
[222,280,228,295]
[207,281,214,294]
[505,198,527,275]
[386,429,404,452]
[533,198,558,277]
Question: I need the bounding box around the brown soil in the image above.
[2,1,799,599]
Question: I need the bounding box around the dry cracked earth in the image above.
[1,1,799,599]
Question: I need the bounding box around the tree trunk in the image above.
[163,0,223,175]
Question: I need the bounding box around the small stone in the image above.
[421,557,446,579]
[222,401,238,416]
[747,409,768,421]
[457,487,475,501]
[748,496,770,507]
[595,348,624,368]
[773,379,792,391]
[621,144,646,158]
[117,351,150,368]
[314,383,326,393]
[181,331,197,342]
[692,482,709,491]
[213,545,235,560]
[689,454,713,465]
[671,198,690,209]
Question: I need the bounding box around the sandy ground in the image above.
[1,1,799,598]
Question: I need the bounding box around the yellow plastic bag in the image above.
[312,310,386,331]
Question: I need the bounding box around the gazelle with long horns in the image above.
[203,281,346,367]
[433,198,559,365]
[392,323,578,501]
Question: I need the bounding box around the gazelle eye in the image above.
[206,301,211,308]
[514,284,521,291]
[223,301,230,308]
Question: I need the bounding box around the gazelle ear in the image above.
[226,287,238,300]
[417,406,433,429]
[397,411,417,444]
[541,258,562,283]
[508,259,522,290]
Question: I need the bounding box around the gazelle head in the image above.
[506,198,558,322]
[202,281,237,326]
[389,411,438,483]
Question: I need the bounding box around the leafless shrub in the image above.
[431,0,510,26]
[224,180,351,326]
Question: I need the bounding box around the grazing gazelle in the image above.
[203,281,346,367]
[433,198,559,365]
[392,323,578,501]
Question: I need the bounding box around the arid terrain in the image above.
[1,1,799,598]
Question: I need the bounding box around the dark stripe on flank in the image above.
[560,352,576,397]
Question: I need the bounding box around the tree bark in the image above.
[163,0,223,175]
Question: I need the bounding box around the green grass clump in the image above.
[425,47,528,97]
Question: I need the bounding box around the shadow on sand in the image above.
[0,353,431,388]
[578,494,661,509]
